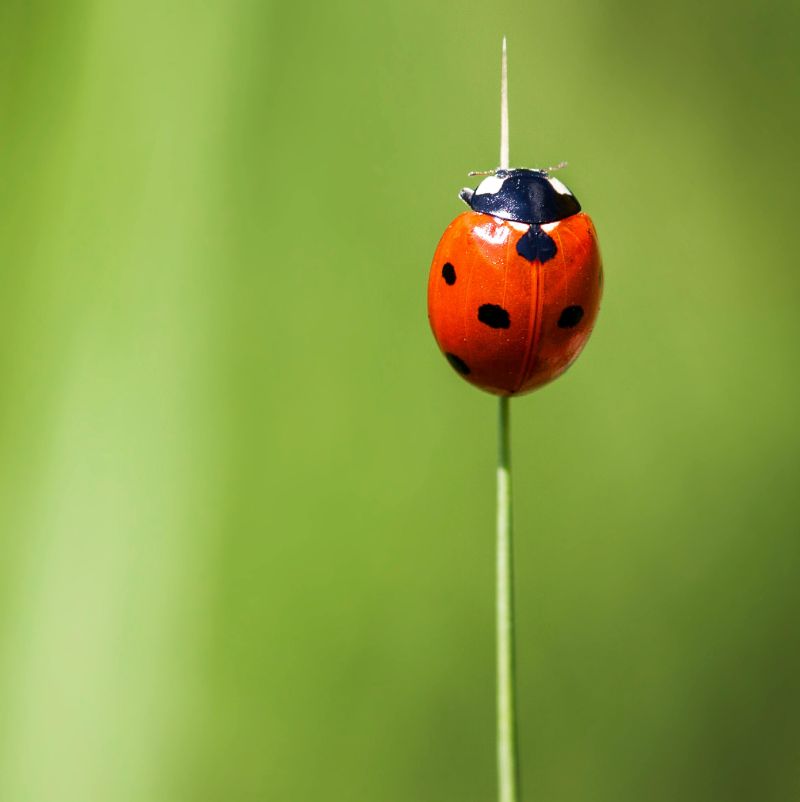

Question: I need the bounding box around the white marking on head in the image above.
[473,222,510,245]
[475,175,505,196]
[548,177,572,196]
[541,221,560,232]
[508,220,529,232]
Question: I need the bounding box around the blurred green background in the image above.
[1,1,798,801]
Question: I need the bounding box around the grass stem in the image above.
[496,395,519,802]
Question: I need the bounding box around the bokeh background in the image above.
[1,1,798,801]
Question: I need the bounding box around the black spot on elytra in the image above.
[442,262,456,285]
[516,225,557,263]
[558,305,584,328]
[445,352,470,375]
[478,304,511,329]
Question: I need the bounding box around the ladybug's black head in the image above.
[459,168,581,225]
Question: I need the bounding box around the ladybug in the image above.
[428,168,602,396]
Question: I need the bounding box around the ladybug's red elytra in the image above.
[428,168,602,396]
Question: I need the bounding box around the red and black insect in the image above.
[428,168,602,396]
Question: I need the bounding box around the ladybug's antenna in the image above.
[500,36,509,170]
